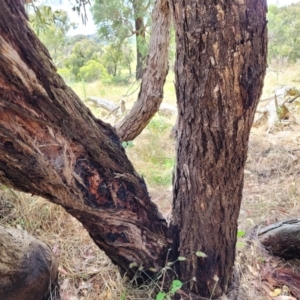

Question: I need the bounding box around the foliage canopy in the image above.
[268,3,300,62]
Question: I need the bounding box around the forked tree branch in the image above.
[0,0,169,279]
[116,0,172,142]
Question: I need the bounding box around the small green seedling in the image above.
[122,141,134,149]
[237,230,246,237]
[156,279,183,300]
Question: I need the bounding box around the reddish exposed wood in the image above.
[170,0,268,297]
[0,1,268,298]
[0,0,168,279]
[116,0,171,141]
[273,268,300,298]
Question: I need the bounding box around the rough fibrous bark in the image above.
[0,226,59,300]
[0,0,168,278]
[116,0,171,141]
[170,0,268,297]
[259,218,300,259]
[0,0,269,298]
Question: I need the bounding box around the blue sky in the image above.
[39,0,299,35]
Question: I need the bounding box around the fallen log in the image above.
[86,96,177,118]
[258,218,300,259]
[85,96,123,116]
[254,86,299,132]
[0,225,59,300]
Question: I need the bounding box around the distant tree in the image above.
[57,67,76,82]
[92,0,152,79]
[101,42,134,77]
[268,3,300,62]
[66,39,103,78]
[29,6,76,66]
[67,34,88,45]
[78,59,111,82]
[120,41,134,75]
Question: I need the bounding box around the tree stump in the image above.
[258,218,300,259]
[0,225,59,300]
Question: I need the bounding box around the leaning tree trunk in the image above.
[170,0,267,298]
[116,0,171,141]
[0,0,168,279]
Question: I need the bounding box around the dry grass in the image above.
[1,67,300,299]
[262,63,300,97]
[236,123,300,299]
[0,190,126,299]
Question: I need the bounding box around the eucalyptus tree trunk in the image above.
[0,0,268,299]
[117,0,171,141]
[133,0,146,80]
[170,0,268,297]
[0,0,168,279]
[135,16,146,80]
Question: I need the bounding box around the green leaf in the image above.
[121,141,133,149]
[156,292,166,300]
[237,230,246,237]
[177,256,186,261]
[195,251,207,258]
[236,242,245,248]
[170,279,183,293]
[120,291,127,300]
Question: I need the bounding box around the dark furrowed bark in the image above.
[116,0,171,142]
[171,0,268,298]
[0,0,168,278]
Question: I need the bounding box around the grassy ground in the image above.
[1,66,300,299]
